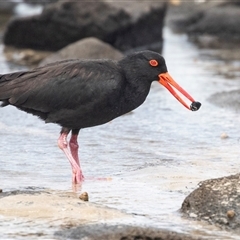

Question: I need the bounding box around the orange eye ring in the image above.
[149,59,158,67]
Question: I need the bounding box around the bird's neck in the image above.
[120,74,152,114]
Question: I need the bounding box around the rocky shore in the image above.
[1,0,240,239]
[167,0,240,234]
[0,188,205,240]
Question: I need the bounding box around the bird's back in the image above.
[0,59,127,129]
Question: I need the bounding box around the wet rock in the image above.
[208,89,240,113]
[198,48,240,81]
[40,37,123,66]
[192,35,221,49]
[227,210,235,219]
[0,2,17,14]
[168,1,240,47]
[79,192,89,202]
[181,173,240,232]
[220,133,229,139]
[0,3,16,36]
[55,224,203,240]
[3,1,167,53]
[0,189,129,222]
[24,0,59,5]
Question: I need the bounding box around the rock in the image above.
[187,6,240,44]
[0,2,17,14]
[192,35,221,49]
[79,192,89,202]
[3,0,167,53]
[208,90,240,113]
[24,0,59,5]
[227,210,235,219]
[105,1,167,52]
[40,37,123,66]
[0,189,130,223]
[220,133,229,139]
[181,173,240,232]
[168,1,240,47]
[55,224,204,240]
[0,189,204,239]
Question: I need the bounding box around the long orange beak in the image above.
[159,72,200,111]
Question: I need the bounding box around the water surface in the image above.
[0,28,240,239]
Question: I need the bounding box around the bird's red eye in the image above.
[149,59,158,67]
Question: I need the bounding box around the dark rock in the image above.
[55,224,203,240]
[3,1,167,53]
[108,1,167,53]
[181,173,240,231]
[168,2,240,47]
[24,0,59,5]
[187,7,240,42]
[0,2,17,14]
[208,89,240,112]
[3,1,130,51]
[40,37,123,66]
[219,0,240,7]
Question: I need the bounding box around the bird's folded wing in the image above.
[0,60,123,114]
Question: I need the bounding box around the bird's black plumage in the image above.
[0,51,167,129]
[0,50,199,184]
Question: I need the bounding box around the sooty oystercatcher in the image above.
[0,50,201,184]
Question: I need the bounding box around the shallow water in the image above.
[1,28,240,239]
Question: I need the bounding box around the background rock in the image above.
[208,90,240,113]
[168,1,240,47]
[3,0,167,53]
[0,2,17,14]
[24,0,59,5]
[181,174,240,232]
[167,0,240,112]
[40,37,123,66]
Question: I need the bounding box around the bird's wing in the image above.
[0,60,124,113]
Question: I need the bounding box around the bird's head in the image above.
[123,51,201,111]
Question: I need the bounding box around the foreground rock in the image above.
[0,189,129,222]
[181,173,240,232]
[0,189,131,238]
[168,1,240,48]
[55,224,203,240]
[3,0,167,52]
[0,189,204,239]
[40,37,123,66]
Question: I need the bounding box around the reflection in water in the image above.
[0,28,240,239]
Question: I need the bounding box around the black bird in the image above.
[0,50,201,184]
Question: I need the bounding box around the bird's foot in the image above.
[72,170,84,184]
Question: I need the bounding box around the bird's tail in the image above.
[0,71,28,107]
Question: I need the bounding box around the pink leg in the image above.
[69,133,80,166]
[58,130,84,184]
